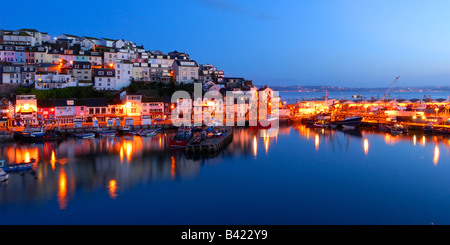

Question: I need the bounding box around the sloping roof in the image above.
[37,99,54,108]
[74,98,108,107]
[174,59,198,67]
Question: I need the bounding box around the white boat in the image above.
[73,132,95,139]
[137,129,157,137]
[0,168,8,182]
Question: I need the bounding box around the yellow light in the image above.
[364,138,369,155]
[315,134,319,151]
[433,145,440,166]
[126,102,131,108]
[108,180,118,199]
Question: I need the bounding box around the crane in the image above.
[381,76,400,104]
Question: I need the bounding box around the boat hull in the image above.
[170,140,188,148]
[334,116,363,128]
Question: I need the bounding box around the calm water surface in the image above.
[0,125,449,225]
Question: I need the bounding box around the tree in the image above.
[211,71,218,84]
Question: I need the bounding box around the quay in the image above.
[185,127,233,155]
[287,98,450,133]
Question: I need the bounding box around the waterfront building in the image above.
[84,98,109,123]
[121,93,143,121]
[0,98,14,127]
[53,99,76,125]
[36,99,56,124]
[142,98,165,119]
[15,95,37,126]
[172,59,199,84]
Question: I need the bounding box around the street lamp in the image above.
[435,107,439,121]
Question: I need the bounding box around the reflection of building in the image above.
[15,95,37,126]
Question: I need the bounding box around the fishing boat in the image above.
[13,127,64,143]
[313,122,326,128]
[388,124,407,135]
[0,158,34,173]
[137,129,157,137]
[170,126,193,148]
[333,116,363,128]
[96,130,117,137]
[117,126,139,136]
[0,168,8,182]
[73,132,95,139]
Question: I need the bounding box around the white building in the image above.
[35,73,77,90]
[2,31,36,46]
[115,61,133,89]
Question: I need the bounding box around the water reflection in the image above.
[434,145,440,166]
[0,125,449,211]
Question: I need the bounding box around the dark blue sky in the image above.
[2,0,450,87]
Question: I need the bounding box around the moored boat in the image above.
[0,168,8,182]
[13,127,64,143]
[170,126,193,148]
[73,132,95,139]
[333,116,363,128]
[96,130,117,137]
[388,124,408,135]
[0,158,34,173]
[137,129,157,137]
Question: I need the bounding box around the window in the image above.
[99,71,104,75]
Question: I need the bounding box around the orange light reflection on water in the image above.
[58,168,68,210]
[364,138,369,155]
[433,145,440,166]
[108,179,118,199]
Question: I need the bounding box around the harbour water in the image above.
[1,124,449,225]
[280,91,450,102]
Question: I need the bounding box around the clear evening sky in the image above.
[2,0,450,87]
